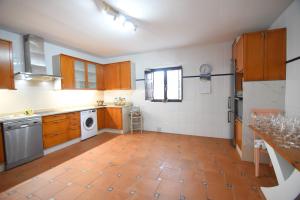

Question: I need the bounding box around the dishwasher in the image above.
[2,116,44,170]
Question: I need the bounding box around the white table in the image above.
[250,125,300,200]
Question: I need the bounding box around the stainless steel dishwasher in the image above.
[2,116,44,170]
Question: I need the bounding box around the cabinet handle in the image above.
[228,97,231,109]
[228,111,232,123]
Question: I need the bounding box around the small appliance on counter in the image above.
[114,97,126,106]
[96,100,104,106]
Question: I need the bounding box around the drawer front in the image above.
[43,133,68,148]
[68,112,80,119]
[43,120,68,136]
[43,114,67,123]
[68,128,81,140]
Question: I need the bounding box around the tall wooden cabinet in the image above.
[233,28,286,81]
[0,39,14,89]
[264,29,286,80]
[234,119,242,149]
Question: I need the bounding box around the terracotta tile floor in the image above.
[0,132,276,200]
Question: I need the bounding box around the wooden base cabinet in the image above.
[97,108,105,129]
[235,119,242,150]
[0,39,14,89]
[42,112,81,149]
[104,108,123,130]
[97,108,123,130]
[67,112,81,140]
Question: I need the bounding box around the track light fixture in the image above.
[95,0,137,32]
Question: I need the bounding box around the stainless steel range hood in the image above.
[14,34,61,81]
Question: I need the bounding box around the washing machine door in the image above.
[83,117,96,131]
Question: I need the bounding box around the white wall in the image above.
[103,42,233,139]
[271,0,300,116]
[0,29,103,114]
[242,81,286,161]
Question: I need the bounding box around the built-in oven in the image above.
[234,97,243,120]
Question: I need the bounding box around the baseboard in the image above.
[44,138,81,155]
[98,129,124,134]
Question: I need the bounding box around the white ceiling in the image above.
[0,0,293,57]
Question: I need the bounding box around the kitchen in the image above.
[0,0,300,199]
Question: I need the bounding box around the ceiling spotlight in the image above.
[124,21,137,32]
[115,14,126,26]
[96,0,137,32]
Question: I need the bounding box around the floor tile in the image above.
[0,132,276,200]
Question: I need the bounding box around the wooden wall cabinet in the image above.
[104,63,121,90]
[235,119,242,150]
[59,54,75,89]
[0,39,14,89]
[104,108,123,130]
[0,126,4,163]
[120,61,132,89]
[233,28,286,81]
[96,64,105,90]
[104,61,132,90]
[233,36,244,73]
[54,54,100,90]
[42,112,81,148]
[264,29,286,80]
[54,54,132,91]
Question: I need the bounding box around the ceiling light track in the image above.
[95,0,137,32]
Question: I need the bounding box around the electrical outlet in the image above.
[156,127,162,132]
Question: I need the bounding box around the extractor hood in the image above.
[14,34,61,81]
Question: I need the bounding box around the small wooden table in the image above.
[249,125,300,200]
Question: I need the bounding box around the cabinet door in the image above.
[113,108,123,130]
[104,63,121,90]
[0,39,14,89]
[74,60,86,89]
[235,119,242,149]
[87,63,97,89]
[264,28,286,80]
[96,64,105,90]
[120,61,131,89]
[244,31,264,81]
[67,112,81,140]
[0,126,4,163]
[104,108,122,129]
[235,37,244,73]
[60,55,75,89]
[97,108,105,129]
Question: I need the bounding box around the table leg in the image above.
[261,142,300,200]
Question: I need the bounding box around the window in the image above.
[145,66,183,102]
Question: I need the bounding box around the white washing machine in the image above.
[80,109,98,140]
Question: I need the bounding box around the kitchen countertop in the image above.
[0,103,132,122]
